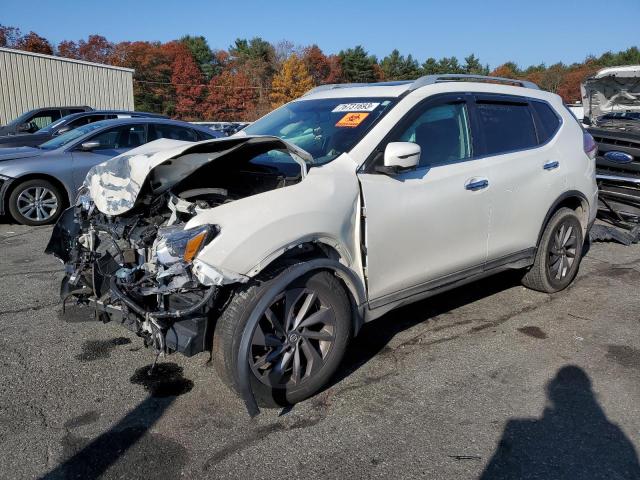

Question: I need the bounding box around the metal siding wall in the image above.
[0,48,134,124]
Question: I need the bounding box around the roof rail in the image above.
[302,75,539,97]
[409,74,539,90]
[303,80,413,96]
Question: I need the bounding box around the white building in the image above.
[0,47,134,124]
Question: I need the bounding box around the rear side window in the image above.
[149,124,198,142]
[476,101,537,155]
[531,101,561,143]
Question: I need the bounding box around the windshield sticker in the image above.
[332,102,380,113]
[335,112,370,128]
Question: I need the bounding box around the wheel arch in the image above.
[536,190,590,249]
[235,258,367,417]
[4,173,72,214]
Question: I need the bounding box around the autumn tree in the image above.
[14,32,53,55]
[171,44,205,120]
[230,37,277,115]
[180,35,214,79]
[110,41,174,114]
[58,35,114,64]
[205,71,256,121]
[270,54,314,108]
[339,46,378,82]
[0,25,21,47]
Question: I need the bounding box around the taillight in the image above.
[583,132,597,160]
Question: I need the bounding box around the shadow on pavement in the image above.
[329,270,523,388]
[41,363,192,480]
[480,365,640,480]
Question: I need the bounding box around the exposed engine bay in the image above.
[46,136,307,359]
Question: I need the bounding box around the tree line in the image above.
[1,25,639,121]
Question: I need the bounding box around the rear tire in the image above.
[212,267,351,408]
[522,207,584,293]
[8,179,65,226]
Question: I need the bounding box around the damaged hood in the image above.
[582,65,640,123]
[84,135,312,216]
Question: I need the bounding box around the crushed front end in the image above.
[45,192,240,359]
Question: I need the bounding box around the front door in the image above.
[358,96,492,305]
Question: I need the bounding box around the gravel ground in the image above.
[0,219,639,479]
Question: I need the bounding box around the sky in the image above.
[3,0,639,69]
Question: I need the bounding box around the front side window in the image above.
[393,102,472,167]
[242,97,396,165]
[66,114,108,130]
[89,124,146,150]
[476,101,537,155]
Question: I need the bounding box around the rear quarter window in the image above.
[531,101,562,143]
[476,101,537,155]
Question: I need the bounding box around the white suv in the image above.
[47,74,598,415]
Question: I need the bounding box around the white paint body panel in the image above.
[84,80,598,316]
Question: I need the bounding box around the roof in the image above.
[303,74,539,100]
[591,65,640,79]
[0,47,134,73]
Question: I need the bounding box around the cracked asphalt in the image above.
[1,219,639,479]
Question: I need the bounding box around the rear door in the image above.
[474,95,564,262]
[358,94,492,304]
[70,124,147,190]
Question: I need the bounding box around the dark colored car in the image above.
[582,67,640,223]
[0,106,93,137]
[0,118,220,225]
[0,110,166,148]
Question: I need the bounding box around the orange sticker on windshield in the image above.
[335,112,369,128]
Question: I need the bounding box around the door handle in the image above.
[465,178,489,191]
[543,161,559,170]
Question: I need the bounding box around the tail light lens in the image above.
[583,132,597,160]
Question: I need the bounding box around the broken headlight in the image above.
[154,224,218,266]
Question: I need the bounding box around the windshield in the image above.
[38,116,70,133]
[39,121,108,150]
[243,97,395,164]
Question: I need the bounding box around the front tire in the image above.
[8,179,65,226]
[213,267,351,407]
[522,207,584,293]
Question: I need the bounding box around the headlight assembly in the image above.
[154,224,218,265]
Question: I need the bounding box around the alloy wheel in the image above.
[16,186,59,222]
[548,222,578,280]
[249,288,336,387]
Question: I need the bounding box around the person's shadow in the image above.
[480,365,640,479]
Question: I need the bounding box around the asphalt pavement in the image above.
[1,219,639,479]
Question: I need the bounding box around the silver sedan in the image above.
[0,118,220,225]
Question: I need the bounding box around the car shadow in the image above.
[479,365,640,479]
[40,363,193,480]
[327,269,524,390]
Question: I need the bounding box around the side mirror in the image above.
[56,126,71,135]
[17,123,30,133]
[375,142,421,175]
[79,141,101,151]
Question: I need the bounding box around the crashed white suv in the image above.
[47,74,598,414]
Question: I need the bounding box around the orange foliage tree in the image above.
[270,54,315,108]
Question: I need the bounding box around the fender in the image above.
[236,258,367,417]
[535,190,589,249]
